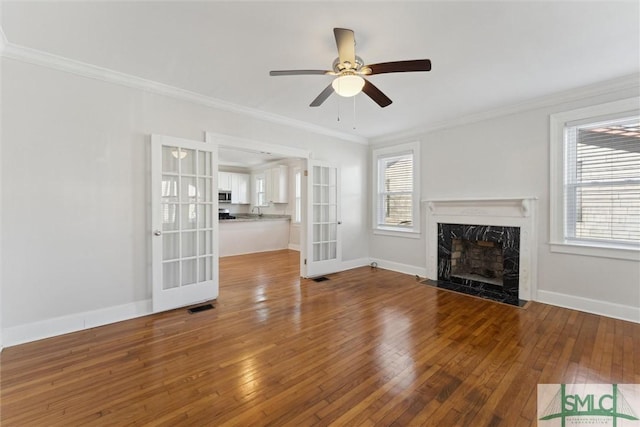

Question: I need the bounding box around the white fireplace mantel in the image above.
[423,197,538,301]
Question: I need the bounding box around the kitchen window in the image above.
[372,142,420,237]
[255,174,267,207]
[550,98,640,260]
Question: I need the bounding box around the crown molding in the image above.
[370,73,640,145]
[3,37,637,148]
[0,41,368,145]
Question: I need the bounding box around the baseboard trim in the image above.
[537,290,639,324]
[3,299,153,347]
[369,258,427,278]
[338,258,370,272]
[288,243,300,251]
[220,246,290,258]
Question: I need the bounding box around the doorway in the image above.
[207,132,342,281]
[207,133,309,278]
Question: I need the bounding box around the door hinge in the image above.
[304,259,307,265]
[304,170,308,177]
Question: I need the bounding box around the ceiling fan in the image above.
[269,28,431,108]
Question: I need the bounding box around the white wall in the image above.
[370,82,640,321]
[1,57,369,344]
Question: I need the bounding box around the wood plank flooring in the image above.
[1,249,638,426]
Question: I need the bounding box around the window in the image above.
[294,168,301,223]
[372,142,420,236]
[255,174,267,207]
[550,98,640,260]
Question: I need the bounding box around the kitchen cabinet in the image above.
[219,171,250,204]
[219,217,290,257]
[267,165,288,204]
[218,172,232,191]
[231,173,250,204]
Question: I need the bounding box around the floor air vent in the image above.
[188,304,214,314]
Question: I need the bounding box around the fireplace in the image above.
[437,223,521,305]
[425,197,538,306]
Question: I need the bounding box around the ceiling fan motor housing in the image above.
[333,56,365,74]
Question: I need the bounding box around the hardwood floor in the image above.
[1,249,638,426]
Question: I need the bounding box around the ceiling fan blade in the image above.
[270,70,332,76]
[310,84,335,107]
[333,28,356,66]
[362,79,392,108]
[365,59,432,75]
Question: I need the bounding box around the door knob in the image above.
[154,230,162,236]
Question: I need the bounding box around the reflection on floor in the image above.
[423,279,526,307]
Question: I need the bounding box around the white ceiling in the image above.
[2,1,639,144]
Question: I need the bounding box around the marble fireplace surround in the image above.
[425,198,538,301]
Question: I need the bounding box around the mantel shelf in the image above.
[421,197,538,204]
[423,197,539,219]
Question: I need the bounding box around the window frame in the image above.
[372,141,421,238]
[549,97,640,261]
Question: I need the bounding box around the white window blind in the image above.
[564,116,640,246]
[377,152,413,227]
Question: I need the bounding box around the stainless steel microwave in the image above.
[218,191,231,202]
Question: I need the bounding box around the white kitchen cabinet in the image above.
[267,165,288,204]
[231,173,250,204]
[218,172,232,191]
[219,218,290,257]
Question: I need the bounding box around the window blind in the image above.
[377,153,413,227]
[564,116,640,246]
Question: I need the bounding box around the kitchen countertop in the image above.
[219,214,291,223]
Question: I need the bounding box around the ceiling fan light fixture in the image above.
[332,74,365,97]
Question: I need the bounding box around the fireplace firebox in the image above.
[437,223,523,306]
[450,238,504,286]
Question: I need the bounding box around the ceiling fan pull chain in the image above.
[337,96,341,122]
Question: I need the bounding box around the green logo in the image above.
[538,384,639,427]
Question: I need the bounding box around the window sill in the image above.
[373,227,421,239]
[549,241,640,261]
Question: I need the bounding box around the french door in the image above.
[151,135,218,312]
[305,160,342,277]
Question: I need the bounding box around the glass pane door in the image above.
[152,134,217,313]
[161,146,214,290]
[312,165,338,261]
[306,161,340,277]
